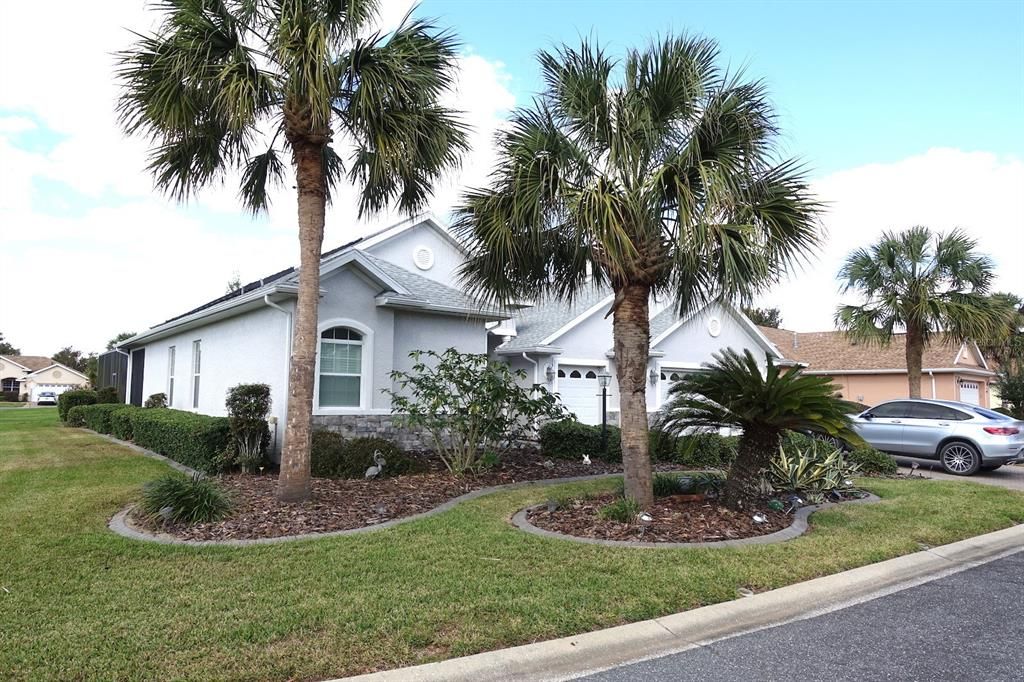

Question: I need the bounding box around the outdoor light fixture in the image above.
[597,370,612,457]
[648,368,658,385]
[597,370,612,388]
[545,365,556,382]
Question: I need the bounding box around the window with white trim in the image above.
[1,377,18,392]
[319,327,363,407]
[167,346,176,406]
[191,340,201,408]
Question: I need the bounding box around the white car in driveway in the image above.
[851,399,1024,475]
[35,391,58,406]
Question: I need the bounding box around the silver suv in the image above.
[852,399,1024,475]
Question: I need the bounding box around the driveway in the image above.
[896,458,1024,491]
[578,550,1024,681]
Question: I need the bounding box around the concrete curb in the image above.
[108,472,623,547]
[339,522,1024,682]
[511,494,881,549]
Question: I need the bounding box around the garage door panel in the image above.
[557,367,601,425]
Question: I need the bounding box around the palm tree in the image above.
[836,227,1009,399]
[453,36,820,507]
[117,1,468,501]
[659,349,859,508]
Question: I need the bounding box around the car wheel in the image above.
[980,464,1002,472]
[814,433,846,451]
[939,441,981,476]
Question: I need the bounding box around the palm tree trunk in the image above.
[905,323,924,399]
[723,425,780,509]
[612,283,654,509]
[277,137,327,502]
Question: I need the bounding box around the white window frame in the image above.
[167,346,176,407]
[191,340,201,409]
[314,318,373,414]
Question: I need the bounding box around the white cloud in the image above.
[765,148,1024,331]
[0,1,515,355]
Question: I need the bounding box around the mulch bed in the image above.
[525,492,792,543]
[129,451,686,542]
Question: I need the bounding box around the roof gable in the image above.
[0,355,53,372]
[25,362,90,381]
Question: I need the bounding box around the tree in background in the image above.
[52,347,90,373]
[226,271,242,295]
[836,227,1010,398]
[106,332,136,351]
[117,0,468,502]
[455,36,820,507]
[978,292,1024,374]
[742,306,783,328]
[0,332,20,356]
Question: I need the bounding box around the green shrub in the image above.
[110,406,140,440]
[94,386,119,404]
[69,403,125,434]
[540,419,622,462]
[223,383,271,473]
[140,473,232,525]
[648,428,677,461]
[670,432,737,468]
[845,445,898,475]
[128,408,230,473]
[653,472,683,497]
[310,430,420,479]
[598,496,642,523]
[58,390,97,422]
[765,446,861,503]
[144,392,168,408]
[0,390,19,402]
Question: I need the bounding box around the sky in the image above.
[1,0,1022,356]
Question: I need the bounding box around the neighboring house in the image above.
[0,355,90,401]
[758,327,996,407]
[118,214,785,454]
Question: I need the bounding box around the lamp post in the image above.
[597,370,612,457]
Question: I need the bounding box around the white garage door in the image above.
[557,367,601,425]
[960,381,980,405]
[659,370,688,405]
[30,384,77,401]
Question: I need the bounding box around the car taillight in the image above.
[983,426,1020,436]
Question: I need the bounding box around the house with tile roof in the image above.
[757,327,996,407]
[0,355,90,402]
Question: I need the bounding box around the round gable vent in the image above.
[53,369,63,379]
[413,245,434,271]
[707,317,722,337]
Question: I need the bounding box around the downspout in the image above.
[264,295,292,455]
[521,352,540,389]
[929,370,936,399]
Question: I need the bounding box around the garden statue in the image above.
[365,451,386,479]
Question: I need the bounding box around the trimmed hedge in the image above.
[94,386,119,404]
[58,390,97,422]
[110,406,141,441]
[846,445,898,475]
[670,432,738,469]
[128,408,230,473]
[68,403,127,434]
[310,431,421,479]
[539,419,623,462]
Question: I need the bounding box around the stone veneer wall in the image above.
[312,414,434,450]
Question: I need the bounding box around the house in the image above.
[0,355,91,401]
[758,327,996,407]
[118,215,778,453]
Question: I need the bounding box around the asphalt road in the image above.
[578,551,1024,682]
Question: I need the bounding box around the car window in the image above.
[867,402,915,418]
[909,403,970,420]
[970,406,1010,420]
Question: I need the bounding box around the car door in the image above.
[854,401,915,453]
[901,403,969,457]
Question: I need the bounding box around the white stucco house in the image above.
[117,215,777,454]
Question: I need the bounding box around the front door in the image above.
[129,349,145,406]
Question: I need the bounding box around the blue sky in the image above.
[1,0,1022,353]
[423,0,1024,174]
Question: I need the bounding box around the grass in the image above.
[2,407,1023,681]
[0,402,26,408]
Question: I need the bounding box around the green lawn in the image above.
[2,408,1023,681]
[0,402,26,408]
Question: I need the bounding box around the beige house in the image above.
[758,328,996,408]
[0,355,90,401]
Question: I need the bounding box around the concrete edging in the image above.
[339,523,1024,682]
[510,493,882,549]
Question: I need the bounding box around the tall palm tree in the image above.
[836,227,1008,399]
[659,349,860,508]
[117,0,468,501]
[453,36,820,507]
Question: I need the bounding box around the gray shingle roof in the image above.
[498,285,612,350]
[649,307,680,340]
[360,253,501,315]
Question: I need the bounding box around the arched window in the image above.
[1,377,18,393]
[319,326,363,408]
[557,369,565,378]
[584,370,597,379]
[569,370,582,378]
[670,372,681,381]
[660,372,666,381]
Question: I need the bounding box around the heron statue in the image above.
[365,450,386,479]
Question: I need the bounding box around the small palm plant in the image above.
[658,349,860,508]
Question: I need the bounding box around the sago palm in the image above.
[453,36,820,507]
[117,0,468,501]
[836,226,1008,399]
[659,349,859,508]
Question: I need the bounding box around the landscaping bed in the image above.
[128,451,686,541]
[525,491,793,543]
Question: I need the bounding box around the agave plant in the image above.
[659,349,862,508]
[768,446,860,499]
